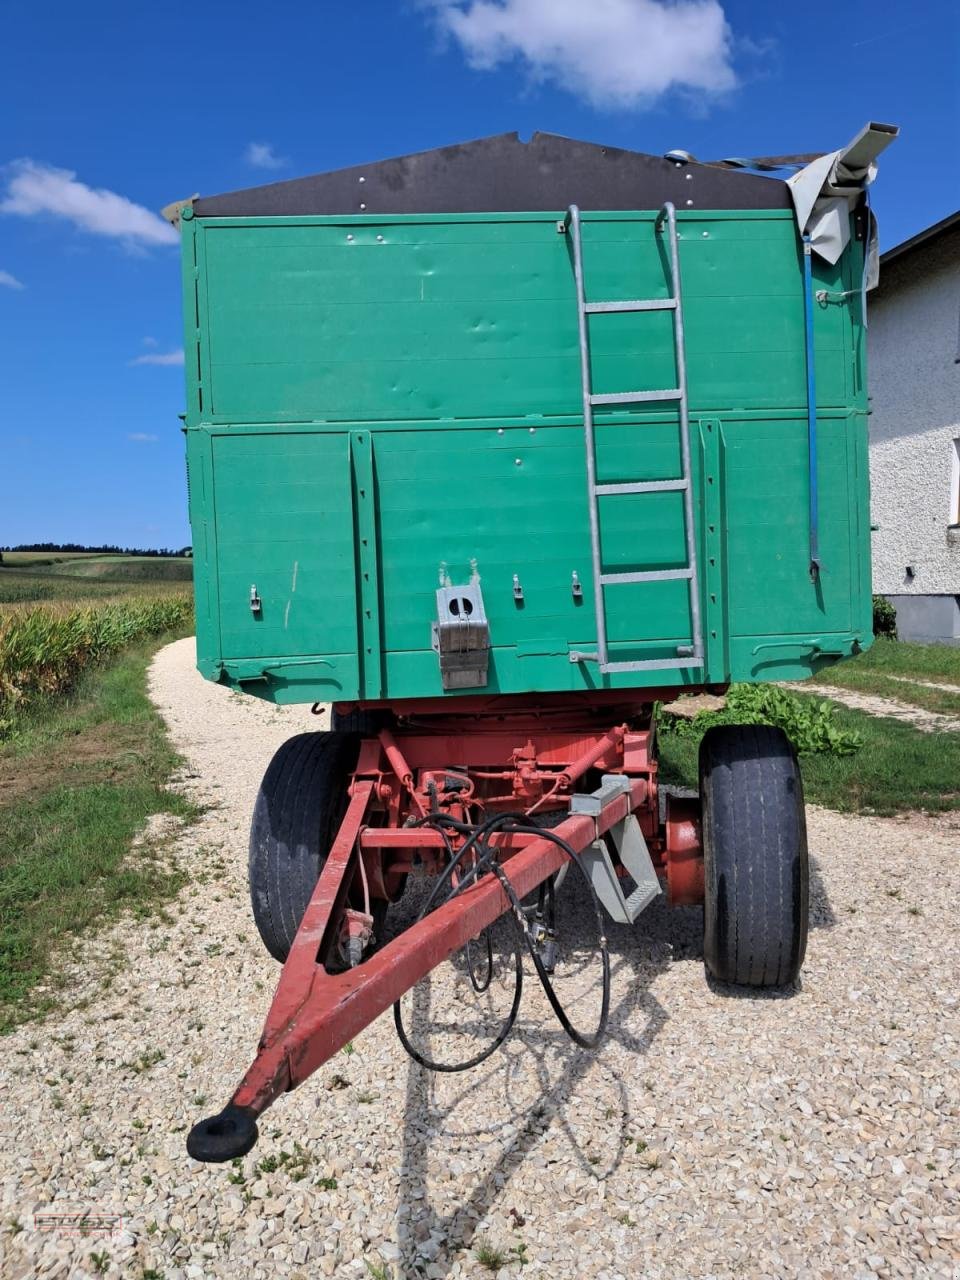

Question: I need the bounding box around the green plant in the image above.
[89,1251,110,1275]
[475,1240,508,1271]
[511,1241,530,1267]
[0,596,192,734]
[364,1262,391,1280]
[123,1049,165,1075]
[661,683,863,757]
[872,594,897,638]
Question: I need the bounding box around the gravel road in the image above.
[1,636,958,1280]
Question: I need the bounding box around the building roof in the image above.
[880,209,960,267]
[191,132,794,218]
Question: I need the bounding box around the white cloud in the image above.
[129,348,185,367]
[0,269,24,290]
[425,0,737,109]
[244,142,287,170]
[128,432,159,443]
[142,335,158,347]
[0,160,177,247]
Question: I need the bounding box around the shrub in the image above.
[872,594,897,638]
[661,683,863,756]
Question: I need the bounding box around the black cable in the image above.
[392,807,611,1069]
[393,813,524,1073]
[488,817,610,1049]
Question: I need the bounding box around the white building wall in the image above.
[867,230,960,613]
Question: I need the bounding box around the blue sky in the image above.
[1,0,956,549]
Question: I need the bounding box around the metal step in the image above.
[593,479,688,496]
[569,654,703,672]
[599,567,693,586]
[584,298,677,314]
[579,811,661,925]
[589,389,682,406]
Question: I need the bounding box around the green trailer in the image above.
[176,127,897,1162]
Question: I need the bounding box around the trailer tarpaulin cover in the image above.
[788,122,899,286]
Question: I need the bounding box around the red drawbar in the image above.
[199,708,703,1131]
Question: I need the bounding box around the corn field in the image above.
[0,597,192,733]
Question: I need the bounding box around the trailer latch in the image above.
[431,581,490,690]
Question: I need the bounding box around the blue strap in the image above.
[802,235,821,580]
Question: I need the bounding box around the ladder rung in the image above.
[584,299,677,314]
[600,568,693,586]
[594,479,688,497]
[590,389,682,406]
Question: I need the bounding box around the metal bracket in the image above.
[431,581,490,690]
[249,585,262,615]
[571,776,660,924]
[580,818,661,925]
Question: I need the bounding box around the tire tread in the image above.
[700,723,808,988]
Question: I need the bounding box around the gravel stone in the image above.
[0,636,957,1279]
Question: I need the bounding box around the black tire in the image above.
[699,724,809,988]
[248,731,359,962]
[331,706,390,735]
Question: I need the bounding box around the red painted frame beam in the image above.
[229,778,645,1118]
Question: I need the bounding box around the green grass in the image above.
[474,1241,508,1272]
[0,634,196,1031]
[660,691,960,816]
[808,639,960,716]
[851,638,960,681]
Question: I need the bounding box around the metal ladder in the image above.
[564,201,704,675]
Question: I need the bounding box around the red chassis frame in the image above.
[186,694,704,1160]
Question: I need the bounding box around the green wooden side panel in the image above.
[181,208,871,705]
[195,212,852,422]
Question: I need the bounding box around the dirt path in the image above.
[790,681,960,734]
[886,674,960,695]
[1,637,958,1280]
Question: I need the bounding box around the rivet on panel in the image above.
[685,173,693,180]
[347,234,354,242]
[358,176,366,183]
[528,426,536,434]
[515,458,522,466]
[359,202,366,210]
[497,427,504,435]
[686,200,694,207]
[376,235,384,242]
[702,231,710,237]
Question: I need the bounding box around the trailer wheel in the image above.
[249,732,359,962]
[331,707,391,735]
[699,724,808,988]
